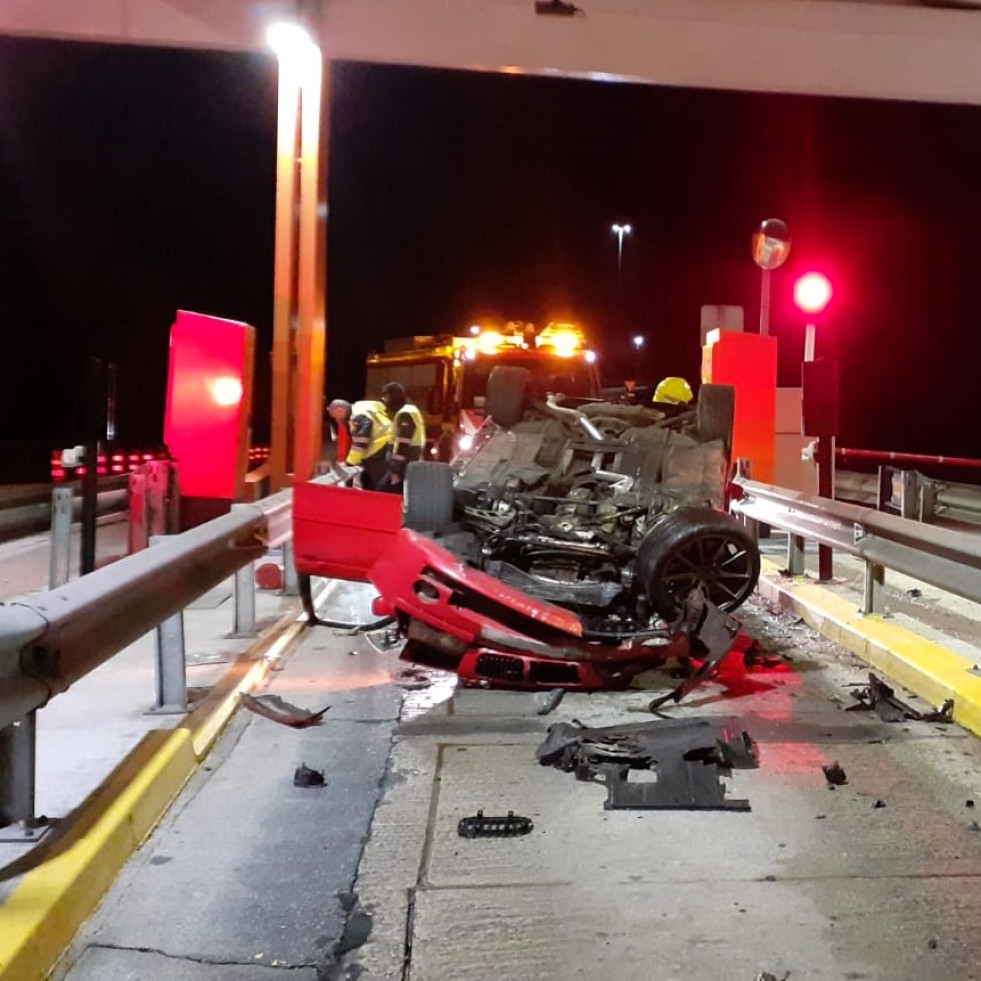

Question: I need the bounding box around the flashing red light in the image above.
[793,272,833,315]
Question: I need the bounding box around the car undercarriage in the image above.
[293,369,762,702]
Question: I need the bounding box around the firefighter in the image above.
[379,381,426,491]
[652,376,693,406]
[348,398,393,490]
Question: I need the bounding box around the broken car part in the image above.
[241,693,330,729]
[457,810,534,838]
[846,672,954,724]
[537,716,758,811]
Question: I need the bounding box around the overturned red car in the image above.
[293,368,761,700]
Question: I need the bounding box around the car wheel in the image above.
[404,461,454,532]
[696,383,735,458]
[636,506,760,617]
[486,365,530,429]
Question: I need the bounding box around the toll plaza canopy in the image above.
[2,0,981,106]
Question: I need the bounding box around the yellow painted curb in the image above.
[758,558,981,736]
[0,729,195,981]
[0,610,308,981]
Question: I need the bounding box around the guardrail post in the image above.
[128,469,148,553]
[49,486,73,588]
[0,712,48,841]
[147,460,170,537]
[282,538,299,596]
[150,535,188,713]
[899,469,920,520]
[863,560,886,615]
[230,504,257,637]
[786,534,806,576]
[920,479,939,523]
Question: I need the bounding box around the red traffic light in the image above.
[793,272,833,315]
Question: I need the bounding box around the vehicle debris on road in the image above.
[536,716,759,810]
[241,693,331,728]
[293,763,326,787]
[846,672,954,724]
[457,810,535,838]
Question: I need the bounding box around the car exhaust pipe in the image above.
[544,394,605,442]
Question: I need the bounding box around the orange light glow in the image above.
[536,322,586,357]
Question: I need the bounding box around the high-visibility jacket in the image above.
[348,400,392,465]
[392,403,427,456]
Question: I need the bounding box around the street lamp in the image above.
[611,223,632,276]
[632,335,645,351]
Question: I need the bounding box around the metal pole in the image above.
[863,560,885,615]
[81,356,106,575]
[0,712,47,841]
[804,322,816,363]
[49,486,73,588]
[293,50,328,483]
[231,504,257,636]
[759,268,771,336]
[233,563,257,637]
[150,535,188,713]
[270,57,303,492]
[787,534,806,576]
[816,435,835,581]
[282,538,299,596]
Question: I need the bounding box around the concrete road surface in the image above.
[58,586,981,981]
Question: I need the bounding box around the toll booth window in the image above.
[462,356,595,407]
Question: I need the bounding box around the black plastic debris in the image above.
[822,762,848,786]
[458,809,534,838]
[536,688,566,716]
[846,672,953,724]
[647,598,742,711]
[241,693,330,729]
[536,716,758,811]
[293,763,326,787]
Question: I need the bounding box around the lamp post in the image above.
[794,270,836,581]
[267,20,327,490]
[751,218,791,336]
[611,222,632,277]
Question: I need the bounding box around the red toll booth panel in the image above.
[701,330,777,483]
[164,311,255,519]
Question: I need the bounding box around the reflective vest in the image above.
[348,400,393,465]
[393,403,427,453]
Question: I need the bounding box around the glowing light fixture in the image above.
[266,22,318,59]
[210,376,244,407]
[793,272,833,315]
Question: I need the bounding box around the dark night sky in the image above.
[2,34,981,480]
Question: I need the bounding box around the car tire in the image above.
[636,506,760,618]
[696,383,735,458]
[486,365,530,429]
[404,461,454,532]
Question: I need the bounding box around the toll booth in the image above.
[164,310,255,529]
[701,329,777,483]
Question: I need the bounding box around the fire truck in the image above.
[364,322,602,458]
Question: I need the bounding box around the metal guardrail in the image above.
[731,478,981,616]
[0,477,129,540]
[835,468,981,527]
[0,488,297,838]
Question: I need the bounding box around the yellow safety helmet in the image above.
[652,376,693,405]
